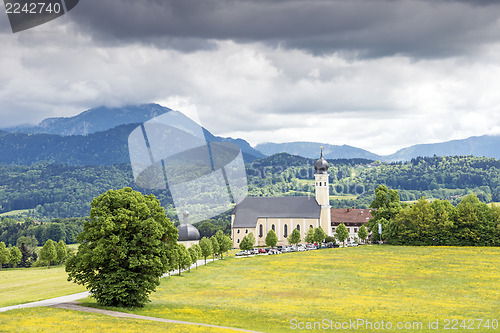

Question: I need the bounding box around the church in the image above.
[231,150,334,247]
[231,149,373,247]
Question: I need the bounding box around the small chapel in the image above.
[231,149,333,247]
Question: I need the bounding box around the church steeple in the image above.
[314,147,331,236]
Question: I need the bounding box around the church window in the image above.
[237,230,240,234]
[309,225,313,229]
[271,224,275,231]
[245,229,248,233]
[237,239,240,243]
[296,224,300,231]
[354,228,358,233]
[284,225,288,238]
[259,224,263,237]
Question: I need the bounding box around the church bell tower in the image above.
[314,147,332,236]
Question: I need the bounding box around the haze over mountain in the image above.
[2,103,500,164]
[0,104,264,164]
[255,142,380,160]
[6,104,177,136]
[256,135,500,162]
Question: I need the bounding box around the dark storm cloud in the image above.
[67,0,500,58]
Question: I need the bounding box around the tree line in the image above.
[367,185,500,246]
[0,217,85,247]
[0,238,70,269]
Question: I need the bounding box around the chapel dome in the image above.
[177,223,201,241]
[177,210,200,241]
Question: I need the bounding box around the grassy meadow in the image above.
[0,266,85,308]
[0,307,242,333]
[76,246,499,333]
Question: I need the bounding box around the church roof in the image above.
[232,196,321,228]
[331,208,373,225]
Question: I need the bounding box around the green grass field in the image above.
[79,246,500,333]
[0,246,498,332]
[0,266,85,307]
[0,209,32,217]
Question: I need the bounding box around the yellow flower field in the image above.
[80,246,500,332]
[0,307,241,332]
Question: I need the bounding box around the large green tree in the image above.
[40,239,57,268]
[9,246,22,268]
[210,236,220,260]
[305,227,315,244]
[0,242,10,270]
[199,237,213,265]
[66,187,178,308]
[288,228,301,246]
[265,229,278,248]
[239,236,253,254]
[215,230,232,259]
[188,246,199,269]
[56,240,68,264]
[335,223,349,247]
[358,225,368,244]
[175,244,192,275]
[313,227,326,246]
[368,185,402,240]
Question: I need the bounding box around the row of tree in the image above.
[0,238,69,269]
[0,217,85,247]
[367,185,500,246]
[237,224,368,250]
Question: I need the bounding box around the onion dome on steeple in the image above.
[314,147,329,174]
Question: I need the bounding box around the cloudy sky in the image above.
[1,0,500,155]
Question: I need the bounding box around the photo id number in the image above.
[5,2,62,15]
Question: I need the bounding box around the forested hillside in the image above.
[246,154,500,207]
[1,153,500,247]
[2,154,500,220]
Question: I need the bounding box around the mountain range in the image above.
[0,104,265,165]
[256,135,500,162]
[2,103,500,165]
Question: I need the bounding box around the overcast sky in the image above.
[1,0,500,155]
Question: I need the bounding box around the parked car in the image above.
[268,248,282,255]
[347,242,359,247]
[297,246,306,252]
[235,250,249,256]
[258,248,267,254]
[326,242,340,248]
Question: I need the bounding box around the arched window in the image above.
[259,224,263,238]
[296,224,300,231]
[245,229,248,233]
[284,225,288,238]
[237,230,240,234]
[237,239,240,243]
[271,224,275,231]
[309,225,313,229]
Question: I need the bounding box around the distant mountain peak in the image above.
[3,103,173,136]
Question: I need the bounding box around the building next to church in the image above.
[331,208,373,242]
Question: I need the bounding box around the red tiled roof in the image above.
[331,208,373,225]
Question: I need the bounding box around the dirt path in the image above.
[51,302,264,333]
